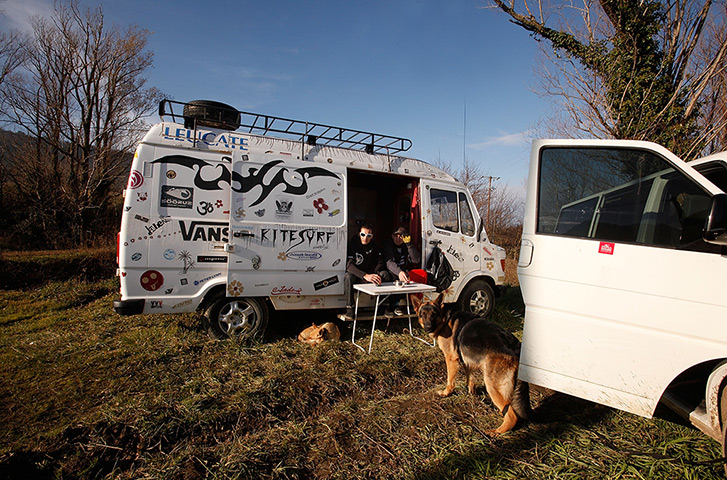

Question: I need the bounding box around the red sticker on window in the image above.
[598,242,615,255]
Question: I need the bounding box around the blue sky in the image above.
[0,0,550,194]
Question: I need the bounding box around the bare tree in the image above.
[0,1,161,247]
[491,0,727,158]
[0,31,25,93]
[0,31,26,228]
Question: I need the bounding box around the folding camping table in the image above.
[352,281,437,353]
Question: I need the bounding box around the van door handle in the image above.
[518,239,534,268]
[233,231,254,238]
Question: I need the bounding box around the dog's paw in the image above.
[437,389,453,397]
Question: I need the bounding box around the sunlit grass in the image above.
[0,250,722,479]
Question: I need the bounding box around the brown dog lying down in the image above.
[297,322,341,346]
[411,292,531,435]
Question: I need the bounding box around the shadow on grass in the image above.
[411,389,613,479]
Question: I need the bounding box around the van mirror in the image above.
[703,193,727,245]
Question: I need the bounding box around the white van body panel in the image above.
[518,139,727,425]
[117,116,506,317]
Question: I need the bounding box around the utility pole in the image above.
[484,175,500,231]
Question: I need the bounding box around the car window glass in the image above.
[539,147,715,252]
[431,188,458,232]
[459,192,475,236]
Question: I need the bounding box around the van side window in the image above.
[538,147,714,251]
[431,188,459,232]
[693,161,727,192]
[459,192,475,236]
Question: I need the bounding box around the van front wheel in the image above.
[457,280,494,317]
[204,296,268,341]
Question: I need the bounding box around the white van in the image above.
[518,139,727,450]
[114,100,506,339]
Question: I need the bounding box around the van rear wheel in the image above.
[457,279,494,317]
[204,296,268,341]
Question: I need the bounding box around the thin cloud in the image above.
[469,130,534,150]
[0,0,54,32]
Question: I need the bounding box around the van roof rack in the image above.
[159,99,412,155]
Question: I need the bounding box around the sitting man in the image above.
[382,227,421,315]
[344,224,392,317]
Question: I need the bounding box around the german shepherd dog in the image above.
[411,292,531,435]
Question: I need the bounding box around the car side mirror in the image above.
[703,193,727,245]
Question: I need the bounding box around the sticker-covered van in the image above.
[518,139,727,453]
[114,100,506,339]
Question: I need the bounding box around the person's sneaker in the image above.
[345,306,354,317]
[394,307,405,316]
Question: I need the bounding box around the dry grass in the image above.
[0,250,723,479]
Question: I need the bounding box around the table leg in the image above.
[352,290,365,352]
[368,297,380,353]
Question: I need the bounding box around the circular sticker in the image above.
[131,252,142,261]
[163,248,176,260]
[127,170,143,189]
[140,270,164,291]
[166,170,177,179]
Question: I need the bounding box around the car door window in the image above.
[539,147,714,252]
[459,192,475,236]
[431,188,458,232]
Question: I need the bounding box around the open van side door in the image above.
[226,152,347,298]
[518,140,727,418]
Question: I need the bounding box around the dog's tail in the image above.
[511,379,532,421]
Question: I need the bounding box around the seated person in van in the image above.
[382,227,421,315]
[345,224,392,317]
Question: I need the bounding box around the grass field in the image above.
[0,250,724,479]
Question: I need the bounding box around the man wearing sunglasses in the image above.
[344,224,391,317]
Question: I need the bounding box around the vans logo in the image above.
[161,186,193,209]
[179,221,229,242]
[152,156,339,207]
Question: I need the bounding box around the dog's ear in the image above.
[434,292,445,308]
[410,294,421,312]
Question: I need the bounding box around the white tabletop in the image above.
[353,281,437,296]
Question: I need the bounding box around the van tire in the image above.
[204,296,268,341]
[183,100,241,131]
[457,279,494,317]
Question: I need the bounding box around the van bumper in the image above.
[113,298,145,315]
